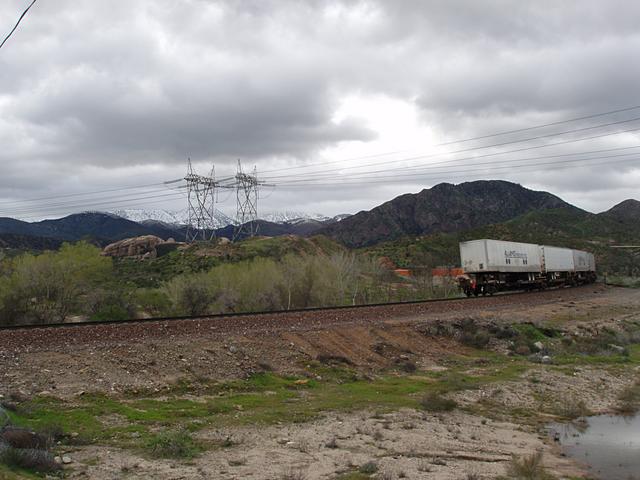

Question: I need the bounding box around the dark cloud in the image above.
[0,0,639,218]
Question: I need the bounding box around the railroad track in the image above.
[0,284,599,332]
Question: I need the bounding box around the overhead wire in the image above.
[4,189,188,218]
[0,179,184,206]
[257,104,640,176]
[0,0,38,50]
[262,124,640,182]
[14,194,190,222]
[269,146,640,184]
[272,155,640,187]
[0,185,186,213]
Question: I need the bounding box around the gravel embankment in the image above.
[0,285,605,353]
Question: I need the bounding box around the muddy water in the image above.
[548,414,640,480]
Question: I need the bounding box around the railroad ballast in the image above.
[458,239,596,296]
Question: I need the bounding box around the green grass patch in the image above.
[0,464,41,480]
[8,360,529,455]
[146,429,201,459]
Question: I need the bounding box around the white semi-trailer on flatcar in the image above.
[458,239,596,296]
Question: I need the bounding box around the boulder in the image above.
[101,235,166,258]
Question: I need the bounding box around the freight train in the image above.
[457,239,596,296]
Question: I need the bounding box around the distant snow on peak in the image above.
[259,211,330,223]
[107,208,350,227]
[111,208,189,225]
[109,208,233,228]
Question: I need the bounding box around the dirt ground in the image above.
[0,285,630,399]
[2,285,640,479]
[66,409,584,480]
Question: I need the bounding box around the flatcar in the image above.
[457,239,596,296]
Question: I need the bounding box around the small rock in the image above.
[533,341,544,351]
[609,344,625,353]
[54,456,62,464]
[62,455,72,464]
[229,346,238,354]
[541,355,552,364]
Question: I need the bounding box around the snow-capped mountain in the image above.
[110,209,234,228]
[108,209,347,227]
[111,209,189,225]
[259,211,330,223]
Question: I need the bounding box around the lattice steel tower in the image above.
[233,160,262,241]
[184,158,218,243]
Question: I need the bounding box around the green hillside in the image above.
[364,207,640,276]
[113,235,346,288]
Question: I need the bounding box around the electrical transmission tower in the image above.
[233,160,265,241]
[184,159,218,243]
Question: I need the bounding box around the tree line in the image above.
[0,242,456,326]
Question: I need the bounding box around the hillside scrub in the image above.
[0,242,112,325]
[1,240,445,325]
[156,253,398,316]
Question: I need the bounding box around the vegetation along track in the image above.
[0,285,603,351]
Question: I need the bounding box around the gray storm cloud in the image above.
[0,0,639,217]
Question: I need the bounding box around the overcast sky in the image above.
[1,0,640,220]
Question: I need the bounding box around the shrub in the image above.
[39,423,66,443]
[461,330,491,349]
[146,430,199,459]
[420,392,457,412]
[615,382,640,415]
[0,407,8,427]
[134,288,172,316]
[554,396,590,420]
[399,360,417,373]
[0,446,61,473]
[358,461,378,474]
[163,273,212,316]
[324,437,338,449]
[0,427,50,450]
[504,451,555,479]
[459,319,491,349]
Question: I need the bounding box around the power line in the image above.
[257,104,640,176]
[265,144,640,182]
[272,154,640,187]
[3,190,187,218]
[0,185,186,214]
[0,179,184,206]
[14,194,190,222]
[435,104,640,146]
[263,125,640,182]
[0,0,38,51]
[271,150,640,185]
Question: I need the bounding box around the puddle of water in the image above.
[548,414,640,480]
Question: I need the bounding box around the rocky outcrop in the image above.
[102,235,175,259]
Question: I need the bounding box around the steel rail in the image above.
[0,284,598,332]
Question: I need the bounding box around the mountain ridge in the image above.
[319,180,574,247]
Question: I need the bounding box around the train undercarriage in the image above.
[458,270,597,297]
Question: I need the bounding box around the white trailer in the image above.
[458,239,596,296]
[541,246,575,272]
[572,249,596,272]
[460,239,542,273]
